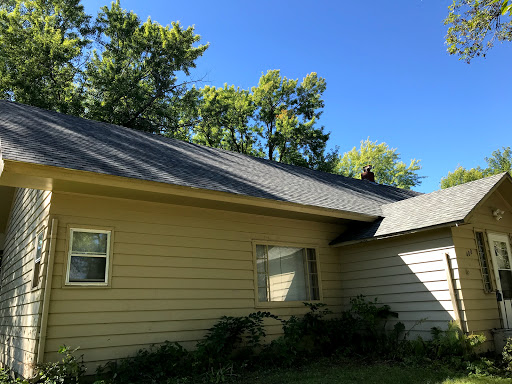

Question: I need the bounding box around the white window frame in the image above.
[253,241,322,307]
[32,229,45,289]
[66,228,112,286]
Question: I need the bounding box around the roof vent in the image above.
[361,165,375,182]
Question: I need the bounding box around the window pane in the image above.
[256,245,266,259]
[69,256,106,282]
[308,260,317,274]
[258,287,268,302]
[494,241,511,269]
[72,231,108,254]
[35,232,44,262]
[257,259,267,274]
[475,232,492,292]
[257,273,267,288]
[268,246,307,301]
[500,270,512,300]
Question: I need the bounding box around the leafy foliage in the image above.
[0,0,91,114]
[192,85,260,155]
[440,146,511,188]
[444,0,512,62]
[1,0,340,173]
[37,346,86,384]
[84,0,208,133]
[96,341,192,384]
[336,138,423,189]
[252,70,338,172]
[195,311,279,368]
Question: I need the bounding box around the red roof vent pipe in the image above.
[361,165,375,182]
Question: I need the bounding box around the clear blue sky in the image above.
[83,0,511,193]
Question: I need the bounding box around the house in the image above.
[0,100,511,378]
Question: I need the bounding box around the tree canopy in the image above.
[444,0,512,62]
[84,1,208,133]
[335,139,423,189]
[0,0,91,114]
[440,146,511,188]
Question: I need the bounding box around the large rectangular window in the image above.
[66,228,111,285]
[256,244,320,302]
[475,232,493,293]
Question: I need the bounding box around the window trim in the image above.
[252,240,323,308]
[65,227,113,287]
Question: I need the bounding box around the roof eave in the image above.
[330,219,464,247]
[463,172,512,223]
[0,159,379,222]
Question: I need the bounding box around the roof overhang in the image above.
[0,159,378,224]
[331,220,463,247]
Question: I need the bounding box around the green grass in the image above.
[231,360,512,384]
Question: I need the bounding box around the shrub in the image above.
[195,311,279,369]
[36,346,86,384]
[96,341,192,384]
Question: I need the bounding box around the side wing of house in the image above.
[451,178,512,344]
[42,191,346,372]
[338,228,462,338]
[0,187,52,377]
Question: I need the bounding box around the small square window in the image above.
[66,229,111,285]
[256,244,320,302]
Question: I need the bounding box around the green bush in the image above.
[96,341,192,384]
[26,296,491,383]
[37,346,86,384]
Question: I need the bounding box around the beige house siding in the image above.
[451,183,512,347]
[0,188,52,377]
[44,191,345,370]
[338,229,461,338]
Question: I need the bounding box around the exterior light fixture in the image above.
[493,208,505,221]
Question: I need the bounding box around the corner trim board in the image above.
[36,218,58,364]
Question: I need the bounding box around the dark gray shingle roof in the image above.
[0,100,420,217]
[331,172,509,245]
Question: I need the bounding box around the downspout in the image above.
[443,252,465,332]
[37,218,58,364]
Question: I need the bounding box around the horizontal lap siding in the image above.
[0,188,52,378]
[339,229,459,338]
[452,183,512,350]
[46,192,344,369]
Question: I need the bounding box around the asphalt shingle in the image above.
[331,172,509,244]
[0,100,419,217]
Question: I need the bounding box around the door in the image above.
[489,232,512,328]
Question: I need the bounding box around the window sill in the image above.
[63,282,110,288]
[255,300,323,309]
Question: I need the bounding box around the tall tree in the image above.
[83,0,208,133]
[336,139,423,189]
[0,0,91,113]
[192,85,260,155]
[252,70,337,171]
[440,146,511,188]
[444,0,512,62]
[440,166,486,189]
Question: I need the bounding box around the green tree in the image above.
[0,0,91,113]
[192,84,260,155]
[336,139,423,189]
[444,0,512,62]
[83,0,208,133]
[440,166,486,189]
[252,70,337,171]
[440,146,511,188]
